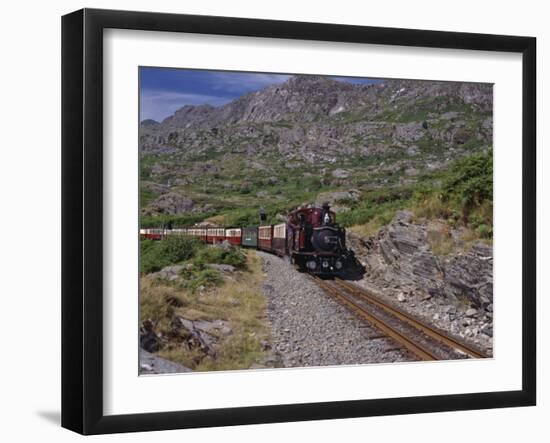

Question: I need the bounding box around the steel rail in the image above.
[312,277,438,361]
[334,278,489,359]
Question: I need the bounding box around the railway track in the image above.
[312,276,489,362]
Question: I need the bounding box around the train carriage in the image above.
[258,225,273,252]
[207,227,225,244]
[199,228,208,242]
[241,227,258,248]
[139,228,165,240]
[170,228,188,236]
[272,223,287,256]
[225,228,242,246]
[188,228,207,242]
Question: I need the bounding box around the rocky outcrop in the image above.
[140,319,161,353]
[443,243,493,309]
[351,211,493,309]
[152,264,193,282]
[142,192,194,216]
[139,349,192,374]
[139,315,233,365]
[315,189,361,212]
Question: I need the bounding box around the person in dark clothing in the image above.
[321,202,332,225]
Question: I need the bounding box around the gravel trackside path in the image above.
[257,251,415,368]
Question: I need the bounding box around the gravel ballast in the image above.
[258,251,415,367]
[355,279,494,356]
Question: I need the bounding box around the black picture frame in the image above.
[61,8,536,435]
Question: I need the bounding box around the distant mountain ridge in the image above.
[138,74,492,219]
[141,75,491,133]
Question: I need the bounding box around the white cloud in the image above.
[208,72,291,93]
[140,73,292,121]
[140,90,232,122]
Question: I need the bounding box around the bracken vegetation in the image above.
[343,150,493,243]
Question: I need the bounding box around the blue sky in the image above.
[139,67,381,122]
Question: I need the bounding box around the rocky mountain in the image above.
[143,75,491,128]
[139,74,492,221]
[349,211,493,308]
[348,210,493,349]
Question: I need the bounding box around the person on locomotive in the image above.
[321,201,332,225]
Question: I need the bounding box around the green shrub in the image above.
[177,265,224,291]
[140,236,202,274]
[337,187,412,228]
[141,254,164,275]
[182,268,223,291]
[337,151,492,238]
[476,224,492,239]
[159,236,201,262]
[140,238,156,254]
[404,151,493,228]
[441,150,493,223]
[224,209,261,227]
[193,245,247,269]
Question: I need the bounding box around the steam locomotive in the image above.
[286,204,349,273]
[140,203,352,275]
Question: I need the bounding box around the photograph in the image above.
[53,2,540,437]
[138,68,494,374]
[0,0,543,438]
